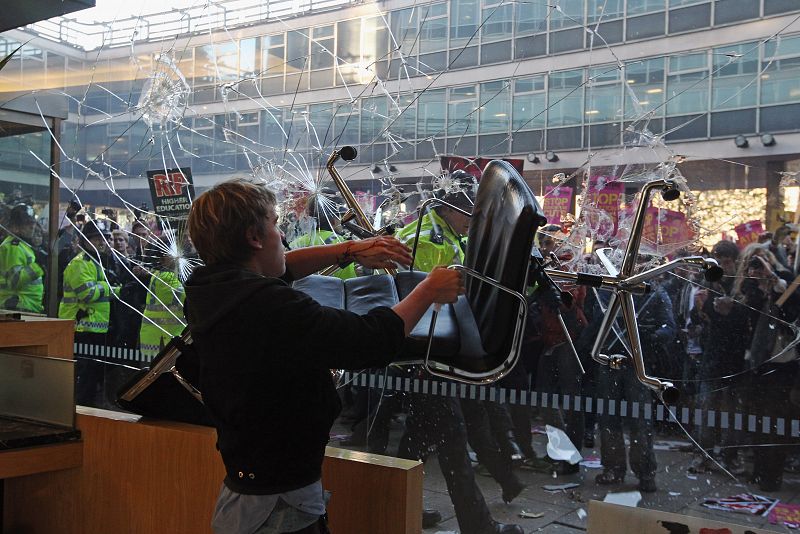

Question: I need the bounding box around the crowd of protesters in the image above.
[2,186,800,532]
[337,219,800,518]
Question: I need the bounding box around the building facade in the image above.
[0,0,799,211]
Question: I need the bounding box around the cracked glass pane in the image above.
[2,1,800,530]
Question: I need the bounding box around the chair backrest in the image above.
[464,160,544,361]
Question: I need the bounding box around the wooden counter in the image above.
[1,318,423,533]
[0,317,82,484]
[0,316,74,358]
[0,441,82,479]
[4,408,424,534]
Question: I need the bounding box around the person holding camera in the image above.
[735,244,800,491]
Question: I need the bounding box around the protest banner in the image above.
[734,220,764,248]
[587,175,624,233]
[643,208,694,248]
[542,186,573,225]
[146,167,195,220]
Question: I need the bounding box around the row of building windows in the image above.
[0,0,797,108]
[49,33,799,173]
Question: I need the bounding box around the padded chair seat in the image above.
[393,270,460,360]
[294,271,491,368]
[344,274,399,315]
[293,275,345,309]
[394,271,489,372]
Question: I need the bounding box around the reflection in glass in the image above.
[391,8,419,56]
[479,80,510,133]
[585,65,622,123]
[333,103,359,146]
[361,97,388,145]
[418,88,446,138]
[627,0,666,15]
[761,35,800,106]
[712,42,758,110]
[549,0,584,29]
[310,27,335,71]
[515,1,548,35]
[513,76,547,130]
[481,2,513,42]
[667,53,709,116]
[287,30,309,75]
[587,0,624,23]
[239,38,260,79]
[390,93,417,141]
[448,85,478,136]
[548,70,584,127]
[419,3,448,53]
[309,103,334,147]
[450,0,479,47]
[625,57,666,119]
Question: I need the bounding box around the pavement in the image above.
[331,417,800,533]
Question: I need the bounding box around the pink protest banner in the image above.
[542,186,573,225]
[769,503,800,528]
[734,220,764,248]
[644,208,694,247]
[587,176,624,233]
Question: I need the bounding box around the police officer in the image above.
[59,219,120,342]
[290,195,357,280]
[59,219,120,403]
[394,172,524,534]
[0,204,44,313]
[138,236,186,361]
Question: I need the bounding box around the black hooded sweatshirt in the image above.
[184,264,405,495]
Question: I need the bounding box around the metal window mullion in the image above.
[706,48,712,137]
[757,38,765,113]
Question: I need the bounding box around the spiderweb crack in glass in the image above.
[3,1,800,481]
[136,54,191,131]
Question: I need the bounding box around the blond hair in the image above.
[188,178,276,266]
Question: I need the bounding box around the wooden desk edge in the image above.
[325,445,422,471]
[78,409,423,472]
[0,440,83,479]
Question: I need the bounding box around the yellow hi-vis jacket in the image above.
[139,270,185,361]
[0,235,44,313]
[59,252,116,333]
[395,210,464,273]
[290,230,357,280]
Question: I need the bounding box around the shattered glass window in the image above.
[3,0,800,531]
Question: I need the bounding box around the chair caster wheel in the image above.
[660,385,679,405]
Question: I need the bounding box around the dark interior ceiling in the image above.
[0,120,45,138]
[1,0,96,33]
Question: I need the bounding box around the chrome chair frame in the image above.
[545,179,721,403]
[118,332,203,404]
